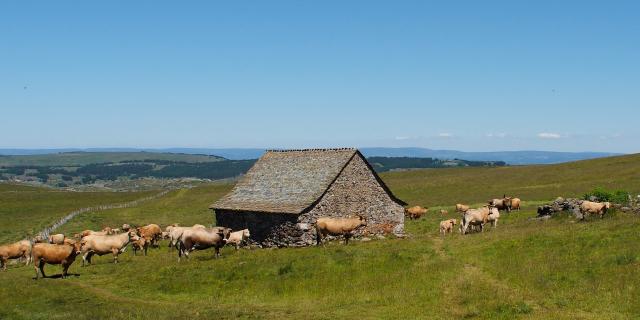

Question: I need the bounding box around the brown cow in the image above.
[315,215,367,245]
[510,198,521,211]
[31,241,82,279]
[48,234,65,245]
[0,240,32,270]
[439,219,457,236]
[131,235,149,256]
[80,231,136,265]
[405,206,428,220]
[580,201,611,219]
[136,224,162,247]
[178,227,231,260]
[489,196,512,212]
[226,229,251,250]
[455,204,470,213]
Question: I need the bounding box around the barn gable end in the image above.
[211,148,405,247]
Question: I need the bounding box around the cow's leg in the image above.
[39,261,46,278]
[112,249,119,263]
[0,257,6,271]
[61,261,69,278]
[33,261,39,279]
[344,234,351,245]
[214,246,220,258]
[143,245,148,256]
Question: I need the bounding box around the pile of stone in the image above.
[535,195,640,220]
[535,197,583,219]
[619,194,640,214]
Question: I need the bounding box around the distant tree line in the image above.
[0,156,506,185]
[368,157,506,172]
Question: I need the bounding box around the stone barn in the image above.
[210,148,406,247]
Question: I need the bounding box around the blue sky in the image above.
[1,1,638,152]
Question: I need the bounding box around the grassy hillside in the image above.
[382,153,640,207]
[0,151,225,166]
[0,154,639,319]
[0,184,156,243]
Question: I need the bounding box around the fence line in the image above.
[35,189,171,240]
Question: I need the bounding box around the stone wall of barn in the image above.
[215,154,405,247]
[299,154,405,243]
[215,210,308,247]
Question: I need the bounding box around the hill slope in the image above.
[0,152,225,166]
[383,153,640,206]
[0,154,639,319]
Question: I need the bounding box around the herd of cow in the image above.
[0,223,252,279]
[405,195,522,237]
[0,214,373,279]
[0,194,616,279]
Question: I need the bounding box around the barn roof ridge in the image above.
[210,148,405,214]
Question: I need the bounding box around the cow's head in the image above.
[243,229,251,238]
[450,219,457,225]
[357,215,367,227]
[604,202,611,209]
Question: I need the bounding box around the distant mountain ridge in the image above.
[0,147,621,165]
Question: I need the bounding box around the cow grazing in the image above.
[226,229,251,250]
[0,240,33,270]
[136,224,162,247]
[315,215,367,245]
[439,219,457,236]
[48,234,65,245]
[580,201,611,220]
[405,206,428,220]
[178,227,231,260]
[455,204,470,213]
[31,241,82,279]
[131,235,149,256]
[80,231,136,266]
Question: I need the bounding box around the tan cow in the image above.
[131,235,149,256]
[178,227,231,260]
[0,240,33,270]
[48,234,65,245]
[167,224,206,250]
[315,215,367,245]
[136,224,162,247]
[580,201,611,219]
[79,230,108,238]
[405,206,428,220]
[439,219,457,236]
[489,196,512,212]
[440,209,449,215]
[226,229,251,250]
[31,241,82,279]
[461,208,490,234]
[510,198,521,211]
[80,231,136,265]
[456,204,470,213]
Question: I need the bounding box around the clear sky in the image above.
[1,1,638,152]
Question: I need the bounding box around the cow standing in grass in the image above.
[31,241,82,279]
[315,215,367,245]
[0,240,32,270]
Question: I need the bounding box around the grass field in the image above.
[0,155,639,319]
